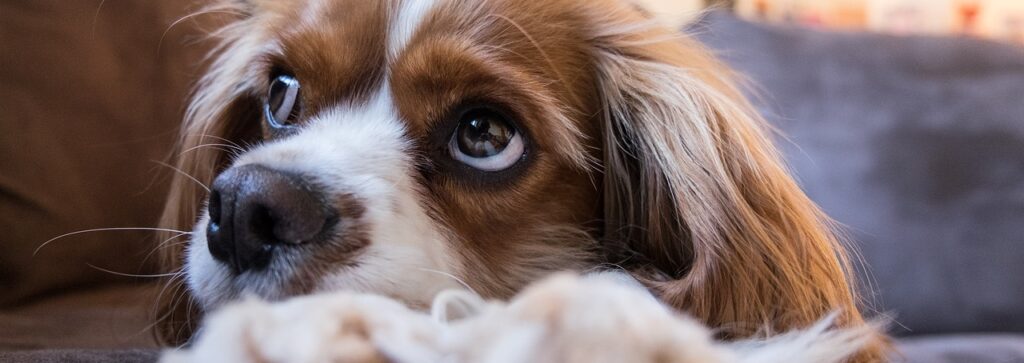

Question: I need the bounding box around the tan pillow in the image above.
[0,1,204,305]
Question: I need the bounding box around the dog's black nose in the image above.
[206,164,336,273]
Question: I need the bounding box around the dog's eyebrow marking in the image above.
[389,0,437,60]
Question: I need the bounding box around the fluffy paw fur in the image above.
[162,274,873,363]
[160,293,442,363]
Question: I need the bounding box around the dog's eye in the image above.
[265,74,301,128]
[449,109,524,171]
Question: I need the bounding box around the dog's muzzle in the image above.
[206,164,338,274]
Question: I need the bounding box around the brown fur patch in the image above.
[272,0,390,114]
[390,0,605,298]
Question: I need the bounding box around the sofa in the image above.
[0,1,201,361]
[694,11,1024,362]
[1,3,1021,362]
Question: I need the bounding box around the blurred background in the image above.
[1,1,1022,362]
[652,0,1024,44]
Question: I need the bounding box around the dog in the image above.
[156,0,885,361]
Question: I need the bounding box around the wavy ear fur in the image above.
[590,6,885,362]
[155,1,270,345]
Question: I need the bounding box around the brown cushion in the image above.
[0,284,160,350]
[0,1,204,305]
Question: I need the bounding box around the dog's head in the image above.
[158,0,868,350]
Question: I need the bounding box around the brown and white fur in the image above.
[156,0,886,361]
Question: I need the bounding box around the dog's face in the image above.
[162,0,872,351]
[185,0,609,310]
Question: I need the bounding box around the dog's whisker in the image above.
[180,143,245,155]
[151,160,211,193]
[140,233,194,267]
[142,277,190,338]
[182,146,240,160]
[87,263,185,279]
[415,268,478,296]
[158,9,247,56]
[183,293,199,345]
[35,227,192,256]
[130,272,185,340]
[200,134,245,150]
[156,232,192,248]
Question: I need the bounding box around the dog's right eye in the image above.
[449,108,525,172]
[265,74,301,129]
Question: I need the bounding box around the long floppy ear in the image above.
[590,6,885,361]
[154,1,269,346]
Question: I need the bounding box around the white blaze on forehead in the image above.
[234,90,408,185]
[389,0,438,60]
[219,89,462,306]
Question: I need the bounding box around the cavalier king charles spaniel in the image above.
[156,0,885,361]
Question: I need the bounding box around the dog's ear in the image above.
[154,5,267,345]
[591,5,880,353]
[155,95,259,347]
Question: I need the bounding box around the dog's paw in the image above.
[161,292,443,363]
[162,275,875,363]
[441,273,736,363]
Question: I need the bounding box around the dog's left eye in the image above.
[265,74,301,128]
[449,109,525,171]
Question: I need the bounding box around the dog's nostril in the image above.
[207,191,222,225]
[205,189,232,267]
[249,205,277,245]
[205,164,338,274]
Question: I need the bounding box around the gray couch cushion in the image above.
[896,334,1024,363]
[696,13,1024,335]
